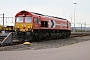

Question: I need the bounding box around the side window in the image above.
[41,21,44,27]
[34,18,38,24]
[45,21,48,27]
[41,21,48,27]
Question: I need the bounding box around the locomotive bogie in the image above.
[15,29,71,42]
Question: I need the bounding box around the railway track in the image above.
[70,32,90,38]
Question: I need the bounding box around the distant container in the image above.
[0,25,3,32]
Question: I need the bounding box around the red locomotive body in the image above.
[14,10,71,41]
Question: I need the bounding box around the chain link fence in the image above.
[71,22,90,32]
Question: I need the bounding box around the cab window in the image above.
[34,18,38,23]
[16,17,23,22]
[25,17,32,23]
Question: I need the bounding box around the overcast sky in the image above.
[0,0,90,26]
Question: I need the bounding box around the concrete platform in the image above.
[0,40,90,60]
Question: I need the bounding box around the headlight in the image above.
[16,28,19,31]
[28,28,32,31]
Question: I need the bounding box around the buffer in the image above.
[0,32,13,46]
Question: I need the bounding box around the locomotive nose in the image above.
[21,24,33,32]
[15,23,33,32]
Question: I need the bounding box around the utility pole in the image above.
[73,2,77,32]
[2,13,4,31]
[84,22,86,32]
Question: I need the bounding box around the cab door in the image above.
[33,17,40,29]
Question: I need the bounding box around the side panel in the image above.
[38,16,71,30]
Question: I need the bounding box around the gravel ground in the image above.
[0,36,90,51]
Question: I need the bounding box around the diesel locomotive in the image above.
[14,10,71,42]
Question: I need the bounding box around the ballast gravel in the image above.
[0,36,90,51]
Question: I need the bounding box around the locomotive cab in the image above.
[14,11,34,41]
[15,11,33,32]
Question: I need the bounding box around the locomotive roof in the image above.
[30,12,66,20]
[16,10,67,20]
[31,12,66,20]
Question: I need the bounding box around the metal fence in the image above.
[71,22,90,32]
[0,17,14,26]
